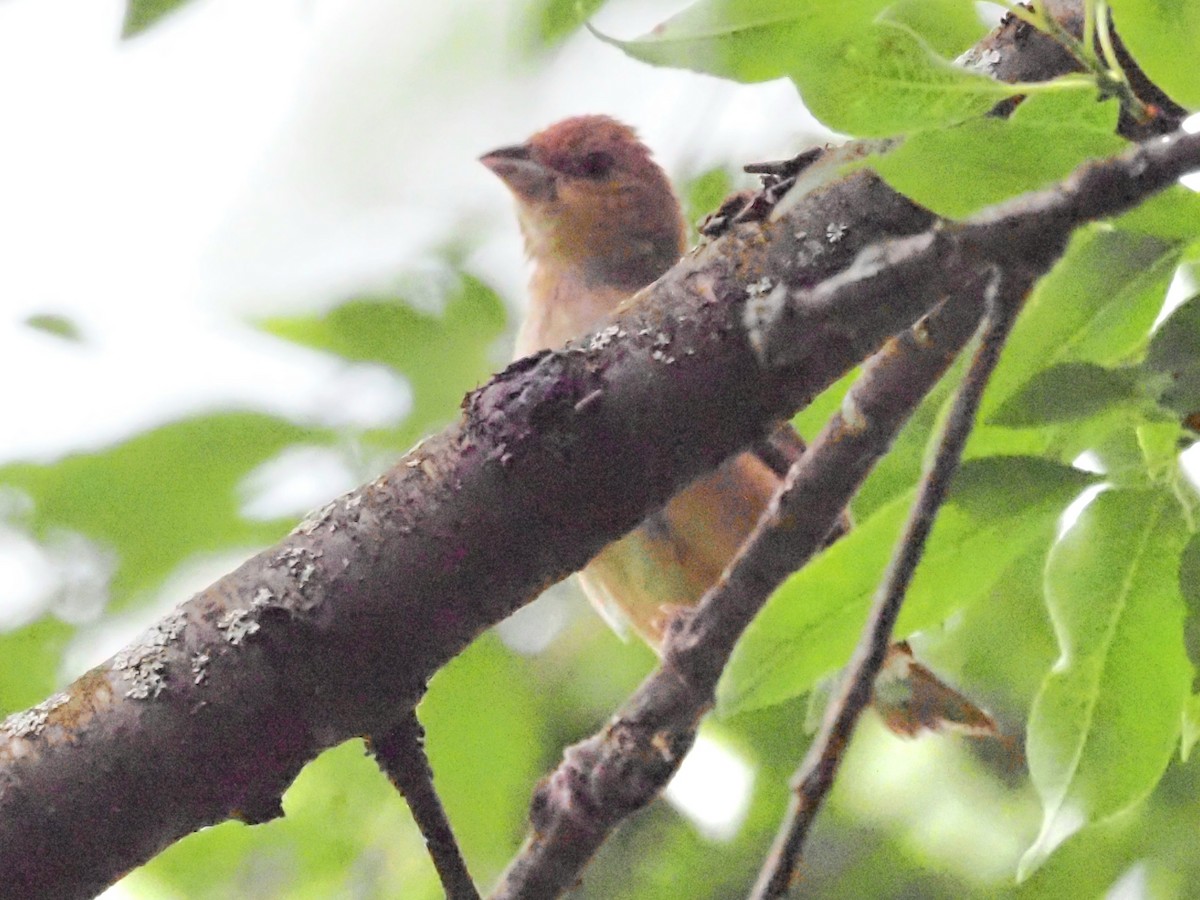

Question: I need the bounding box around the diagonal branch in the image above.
[490,267,996,900]
[751,266,1027,899]
[0,165,935,900]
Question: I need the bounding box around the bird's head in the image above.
[481,116,686,292]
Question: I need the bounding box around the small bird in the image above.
[481,117,1001,748]
[481,115,787,646]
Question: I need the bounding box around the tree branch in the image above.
[751,267,1026,899]
[0,159,935,900]
[490,264,999,899]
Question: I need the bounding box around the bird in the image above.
[480,115,793,648]
[480,116,1000,747]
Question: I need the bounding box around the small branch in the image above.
[751,269,1028,900]
[490,276,995,900]
[369,712,479,900]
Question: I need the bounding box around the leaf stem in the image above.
[993,0,1157,124]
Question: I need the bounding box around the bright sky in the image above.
[0,0,824,464]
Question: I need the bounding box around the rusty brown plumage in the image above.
[482,116,779,645]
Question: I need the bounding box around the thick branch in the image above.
[0,163,934,900]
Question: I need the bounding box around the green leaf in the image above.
[790,20,1016,137]
[596,0,1014,135]
[719,457,1095,715]
[871,90,1123,219]
[122,0,194,37]
[1135,421,1186,481]
[1141,293,1200,418]
[1020,489,1191,879]
[527,0,611,47]
[925,544,1058,710]
[1108,0,1200,109]
[966,228,1179,461]
[23,314,84,343]
[885,0,987,59]
[853,370,957,518]
[593,0,873,84]
[1115,186,1200,243]
[981,228,1180,420]
[988,362,1139,427]
[0,413,314,612]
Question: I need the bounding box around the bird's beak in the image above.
[480,143,557,203]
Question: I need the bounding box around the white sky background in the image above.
[0,0,827,464]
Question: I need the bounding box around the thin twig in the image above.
[750,268,1027,900]
[491,276,995,900]
[369,712,480,900]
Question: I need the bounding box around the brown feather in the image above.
[483,116,778,647]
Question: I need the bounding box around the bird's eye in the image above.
[578,151,614,178]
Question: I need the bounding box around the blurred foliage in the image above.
[0,269,507,896]
[525,0,611,48]
[23,313,84,343]
[122,0,193,38]
[262,274,506,454]
[0,413,316,616]
[6,0,1200,898]
[0,618,73,713]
